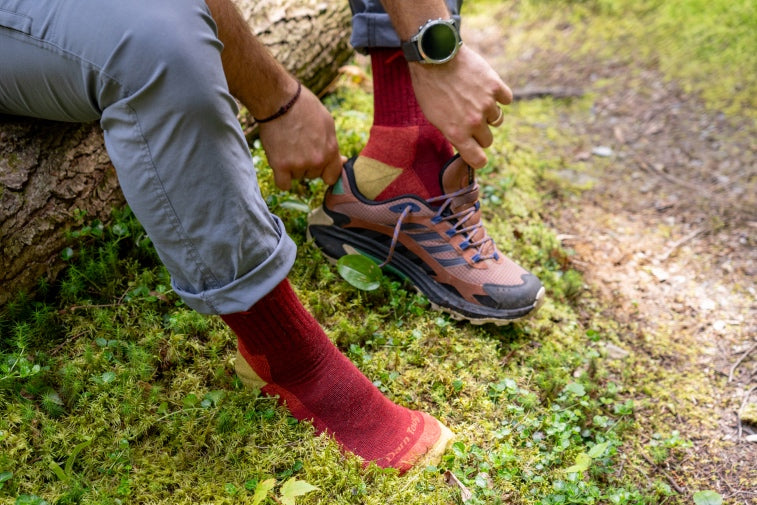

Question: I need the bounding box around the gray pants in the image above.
[0,0,461,314]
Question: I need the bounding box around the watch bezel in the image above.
[417,19,461,64]
[404,18,462,65]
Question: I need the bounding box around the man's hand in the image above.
[258,85,345,191]
[408,45,513,169]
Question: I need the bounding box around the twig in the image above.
[512,86,584,101]
[49,329,89,356]
[635,156,707,196]
[641,453,685,494]
[729,342,757,383]
[59,302,121,314]
[657,228,706,262]
[737,384,757,441]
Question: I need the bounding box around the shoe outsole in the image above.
[307,207,545,326]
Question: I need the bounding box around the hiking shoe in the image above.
[307,155,545,325]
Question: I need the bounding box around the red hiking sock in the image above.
[355,48,453,201]
[221,279,451,472]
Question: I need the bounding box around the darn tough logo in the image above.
[381,414,422,462]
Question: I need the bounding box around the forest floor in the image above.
[465,2,755,501]
[2,2,755,505]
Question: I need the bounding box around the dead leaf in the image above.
[444,470,473,503]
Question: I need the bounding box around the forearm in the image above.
[204,0,298,119]
[378,0,452,40]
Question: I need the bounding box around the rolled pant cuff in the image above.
[172,216,298,315]
[350,13,462,51]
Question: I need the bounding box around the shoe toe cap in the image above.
[481,274,544,311]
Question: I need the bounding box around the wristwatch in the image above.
[401,18,462,64]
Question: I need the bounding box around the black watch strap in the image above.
[401,37,424,63]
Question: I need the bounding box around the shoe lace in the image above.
[379,184,498,268]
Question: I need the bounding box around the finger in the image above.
[458,139,488,169]
[305,164,322,180]
[473,124,494,150]
[273,169,292,191]
[321,155,343,186]
[487,107,504,127]
[495,80,513,105]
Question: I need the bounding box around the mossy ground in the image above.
[2,1,754,504]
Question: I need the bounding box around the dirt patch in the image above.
[466,9,756,504]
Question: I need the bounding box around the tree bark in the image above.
[0,0,353,306]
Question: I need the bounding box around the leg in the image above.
[347,0,463,201]
[306,0,545,325]
[0,0,450,472]
[0,0,294,314]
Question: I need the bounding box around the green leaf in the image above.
[564,382,586,397]
[587,441,611,459]
[65,439,93,478]
[280,478,319,505]
[693,491,723,505]
[111,223,129,236]
[15,495,50,505]
[100,371,116,384]
[336,254,382,291]
[251,478,276,505]
[48,460,68,483]
[182,394,199,408]
[0,471,12,489]
[279,199,310,213]
[564,452,592,473]
[60,247,74,261]
[202,390,226,407]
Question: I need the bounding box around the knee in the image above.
[102,0,224,102]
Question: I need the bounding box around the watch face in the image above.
[420,22,459,63]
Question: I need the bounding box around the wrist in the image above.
[253,81,302,124]
[249,77,300,121]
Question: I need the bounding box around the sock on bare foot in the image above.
[353,48,454,201]
[221,279,453,472]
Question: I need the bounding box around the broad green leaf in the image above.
[15,495,50,505]
[100,371,116,384]
[280,478,319,505]
[564,452,592,473]
[336,254,382,291]
[182,394,199,408]
[0,471,12,489]
[693,491,723,505]
[202,390,225,407]
[111,223,129,236]
[587,441,611,459]
[251,478,276,505]
[564,382,586,397]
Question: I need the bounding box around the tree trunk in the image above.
[0,0,353,306]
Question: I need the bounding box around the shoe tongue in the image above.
[440,156,475,195]
[439,156,478,215]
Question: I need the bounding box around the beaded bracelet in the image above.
[253,82,302,123]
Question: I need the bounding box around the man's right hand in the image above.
[408,45,513,170]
